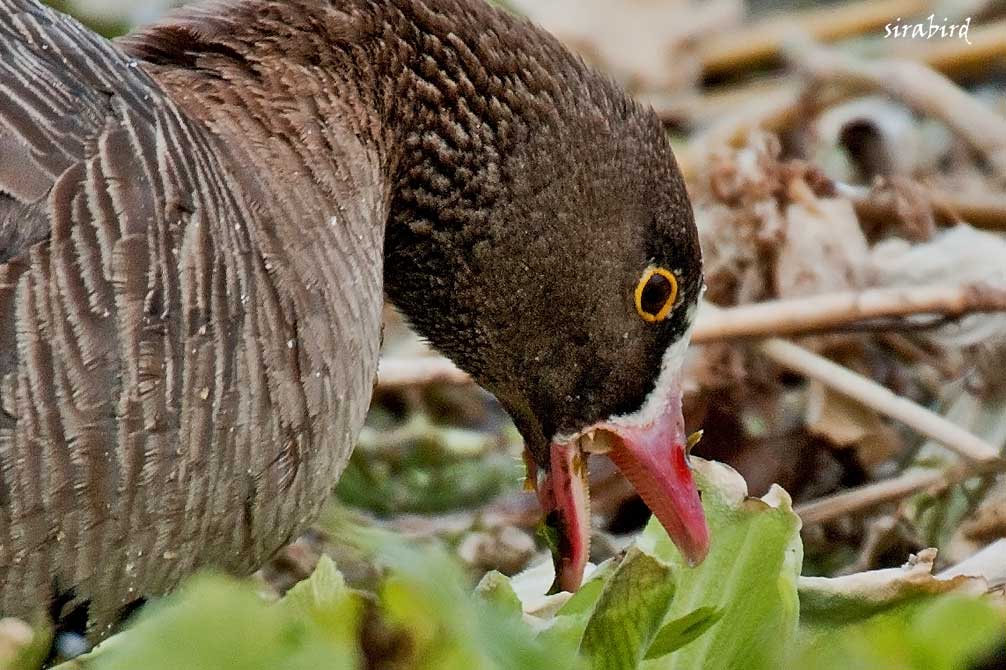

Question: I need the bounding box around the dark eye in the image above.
[635,267,679,323]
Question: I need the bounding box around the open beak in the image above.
[530,386,709,593]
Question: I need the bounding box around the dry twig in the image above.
[939,539,1006,587]
[844,182,1006,231]
[796,460,1005,525]
[678,76,873,176]
[758,337,1000,462]
[377,356,469,389]
[797,470,945,525]
[698,0,933,77]
[679,84,812,179]
[887,19,1006,78]
[930,190,1006,231]
[670,17,1006,132]
[693,283,1006,342]
[642,76,796,127]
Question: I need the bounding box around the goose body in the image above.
[1,0,708,635]
[1,0,387,630]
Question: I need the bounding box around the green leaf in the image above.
[280,555,363,654]
[68,574,360,670]
[638,460,803,670]
[54,459,1006,670]
[476,571,524,619]
[644,607,724,660]
[41,1,129,36]
[62,529,582,670]
[344,524,581,670]
[487,0,518,12]
[557,562,617,618]
[503,459,803,670]
[792,594,1005,670]
[580,548,677,670]
[533,559,618,657]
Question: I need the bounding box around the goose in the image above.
[0,0,707,636]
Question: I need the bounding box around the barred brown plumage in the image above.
[0,0,705,638]
[1,0,384,634]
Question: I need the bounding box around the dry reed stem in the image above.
[796,459,1005,525]
[757,337,1001,462]
[675,20,1006,177]
[845,182,1006,231]
[678,84,810,180]
[642,76,795,126]
[796,469,947,524]
[930,190,1006,231]
[377,356,469,389]
[698,0,933,77]
[693,283,1006,342]
[380,284,1006,391]
[887,19,1006,78]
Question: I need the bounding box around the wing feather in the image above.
[0,0,260,628]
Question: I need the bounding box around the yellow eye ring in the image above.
[635,267,679,323]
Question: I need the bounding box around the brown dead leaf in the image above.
[806,380,879,447]
[776,197,868,299]
[805,381,904,469]
[956,481,1006,548]
[695,133,859,308]
[940,540,1006,591]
